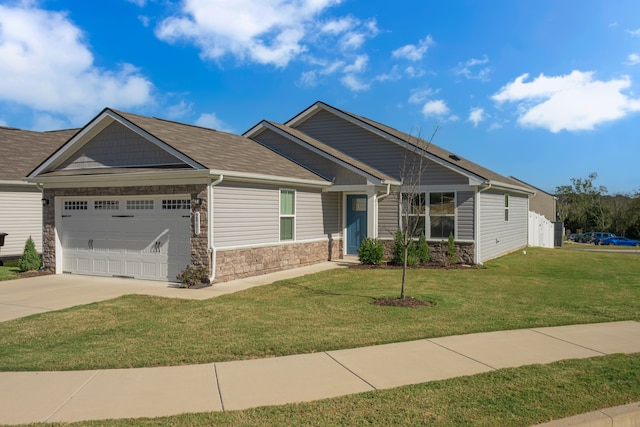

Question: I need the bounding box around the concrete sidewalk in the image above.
[1,320,639,425]
[0,261,345,322]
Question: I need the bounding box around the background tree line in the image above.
[555,172,640,238]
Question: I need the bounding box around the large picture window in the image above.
[280,189,295,241]
[401,193,426,237]
[429,192,455,239]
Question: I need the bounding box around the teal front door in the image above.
[346,195,368,255]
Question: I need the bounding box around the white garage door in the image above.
[61,197,191,281]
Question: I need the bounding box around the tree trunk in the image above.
[400,244,408,299]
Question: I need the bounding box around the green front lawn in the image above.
[0,259,19,281]
[0,248,638,372]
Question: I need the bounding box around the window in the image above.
[161,199,190,210]
[401,193,426,237]
[127,200,154,210]
[95,200,119,210]
[504,194,509,222]
[280,189,295,241]
[429,192,455,239]
[64,200,87,210]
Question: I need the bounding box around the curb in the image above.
[533,401,640,426]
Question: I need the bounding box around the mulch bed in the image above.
[373,296,436,308]
[17,270,53,279]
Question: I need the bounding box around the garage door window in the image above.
[95,200,119,210]
[64,200,87,210]
[127,200,154,210]
[162,199,190,210]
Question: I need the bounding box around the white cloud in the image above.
[155,0,341,68]
[421,100,450,117]
[194,112,233,132]
[166,100,193,119]
[321,16,356,34]
[340,74,369,91]
[626,53,640,65]
[404,66,425,78]
[0,117,8,127]
[408,88,436,105]
[0,4,153,127]
[127,0,147,6]
[392,36,433,61]
[343,55,368,73]
[492,70,640,132]
[297,70,318,87]
[468,107,485,127]
[455,55,490,81]
[627,28,640,36]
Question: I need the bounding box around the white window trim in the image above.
[279,188,296,241]
[400,192,426,238]
[427,191,457,240]
[504,194,510,222]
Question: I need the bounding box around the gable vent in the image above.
[449,154,461,161]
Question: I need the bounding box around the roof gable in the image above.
[286,101,530,190]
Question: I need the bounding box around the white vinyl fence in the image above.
[528,211,555,248]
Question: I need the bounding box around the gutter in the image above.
[377,182,391,201]
[208,175,224,283]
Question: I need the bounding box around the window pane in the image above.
[280,190,295,215]
[430,192,455,215]
[402,193,425,215]
[430,216,454,239]
[407,216,426,237]
[280,217,294,240]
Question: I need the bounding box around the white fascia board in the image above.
[27,169,211,188]
[29,110,203,178]
[487,180,535,195]
[207,169,331,188]
[0,180,36,187]
[293,102,488,184]
[254,121,392,185]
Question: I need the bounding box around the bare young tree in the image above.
[395,125,439,299]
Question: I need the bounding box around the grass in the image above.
[0,258,19,281]
[29,354,640,426]
[0,248,638,372]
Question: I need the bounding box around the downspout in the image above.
[475,183,492,265]
[374,183,391,238]
[36,183,45,269]
[208,175,224,283]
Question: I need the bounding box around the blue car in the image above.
[600,236,640,247]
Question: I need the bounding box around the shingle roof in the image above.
[262,121,398,183]
[110,110,326,183]
[312,102,523,186]
[0,127,77,181]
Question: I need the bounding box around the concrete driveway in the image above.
[0,262,342,322]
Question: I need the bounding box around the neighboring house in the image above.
[508,176,556,221]
[0,126,77,259]
[28,102,535,283]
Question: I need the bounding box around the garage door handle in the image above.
[88,239,93,250]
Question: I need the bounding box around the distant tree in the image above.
[555,172,608,232]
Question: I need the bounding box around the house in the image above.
[0,126,77,260]
[27,102,534,283]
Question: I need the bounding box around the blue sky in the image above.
[1,0,639,194]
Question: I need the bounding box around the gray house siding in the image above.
[253,129,367,185]
[457,191,475,241]
[213,182,279,247]
[60,122,181,170]
[294,110,468,185]
[378,192,399,240]
[213,182,339,249]
[479,191,528,262]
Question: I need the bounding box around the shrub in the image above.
[176,265,209,288]
[358,238,384,265]
[18,236,42,272]
[447,232,458,264]
[416,234,431,264]
[391,231,419,267]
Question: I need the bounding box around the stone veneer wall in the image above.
[42,184,209,273]
[214,238,343,282]
[381,240,475,265]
